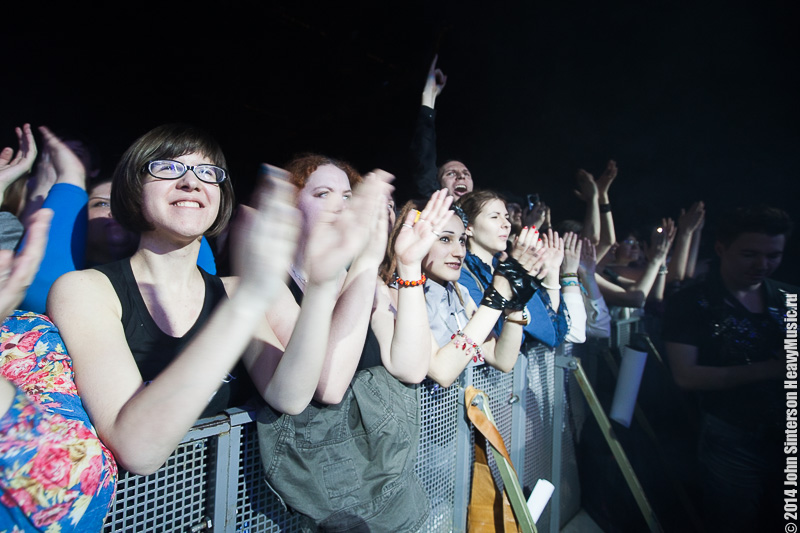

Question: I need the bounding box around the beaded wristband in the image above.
[395,273,426,287]
[451,330,484,363]
[562,279,580,287]
[560,272,578,278]
[599,203,611,213]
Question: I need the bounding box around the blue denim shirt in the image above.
[459,251,569,347]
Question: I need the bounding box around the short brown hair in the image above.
[111,123,234,238]
[284,153,362,190]
[454,189,507,229]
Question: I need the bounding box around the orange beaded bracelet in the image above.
[395,273,426,287]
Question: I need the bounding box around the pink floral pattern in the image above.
[1,311,117,532]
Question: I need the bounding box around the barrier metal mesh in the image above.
[416,378,462,533]
[471,363,517,492]
[101,335,613,532]
[103,438,213,533]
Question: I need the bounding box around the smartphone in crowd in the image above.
[527,193,540,211]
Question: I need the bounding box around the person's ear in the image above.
[466,225,474,237]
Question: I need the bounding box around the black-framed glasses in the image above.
[144,159,227,184]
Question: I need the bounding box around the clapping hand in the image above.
[394,189,454,273]
[0,124,37,197]
[0,208,52,318]
[562,232,583,274]
[505,225,548,280]
[539,228,565,275]
[596,160,617,199]
[573,169,599,203]
[645,218,676,264]
[38,126,86,185]
[231,165,301,303]
[578,237,598,276]
[678,201,705,234]
[305,169,394,284]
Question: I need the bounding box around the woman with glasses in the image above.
[43,123,384,483]
[13,125,218,316]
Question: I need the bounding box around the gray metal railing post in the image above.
[510,354,528,487]
[549,344,570,533]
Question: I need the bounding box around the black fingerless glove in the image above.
[480,286,511,310]
[494,256,541,311]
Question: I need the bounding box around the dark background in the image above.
[2,1,798,283]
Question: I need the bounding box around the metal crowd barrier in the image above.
[103,313,642,533]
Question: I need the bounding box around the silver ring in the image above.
[402,223,413,229]
[432,230,440,237]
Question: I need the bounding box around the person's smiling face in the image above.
[140,152,221,240]
[423,215,467,284]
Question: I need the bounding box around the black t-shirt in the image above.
[93,259,257,419]
[662,271,796,431]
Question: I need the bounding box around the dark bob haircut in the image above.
[715,203,793,247]
[111,123,235,238]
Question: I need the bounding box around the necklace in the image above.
[290,264,307,285]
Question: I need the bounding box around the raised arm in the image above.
[577,237,612,338]
[0,208,52,318]
[0,123,37,208]
[267,171,395,406]
[19,126,89,227]
[597,219,675,307]
[594,159,618,261]
[411,55,447,199]
[364,190,456,384]
[666,201,705,284]
[462,239,549,374]
[18,126,89,313]
[574,168,600,245]
[539,228,565,312]
[428,229,545,387]
[644,218,676,303]
[561,231,587,343]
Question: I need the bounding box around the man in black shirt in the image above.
[663,203,795,531]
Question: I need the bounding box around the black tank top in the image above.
[288,277,382,371]
[93,259,256,418]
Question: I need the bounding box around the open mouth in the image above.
[173,201,201,208]
[454,184,468,195]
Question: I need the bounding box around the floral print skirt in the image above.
[0,311,117,532]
